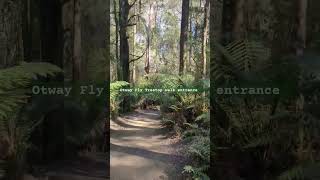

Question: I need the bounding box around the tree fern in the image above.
[0,62,62,120]
[211,39,271,83]
[0,62,61,179]
[225,40,271,72]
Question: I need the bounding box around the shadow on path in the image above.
[110,109,186,180]
[111,143,183,164]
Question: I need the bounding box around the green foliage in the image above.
[185,135,210,163]
[182,112,210,179]
[211,39,271,84]
[133,73,208,111]
[133,73,210,178]
[0,62,62,120]
[0,110,41,180]
[110,81,130,117]
[183,165,210,180]
[0,62,61,179]
[212,40,320,179]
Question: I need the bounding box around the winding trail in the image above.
[110,109,185,180]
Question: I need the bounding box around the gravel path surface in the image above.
[110,109,186,180]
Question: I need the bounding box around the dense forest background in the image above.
[210,0,320,180]
[110,0,320,179]
[0,0,320,179]
[110,0,210,179]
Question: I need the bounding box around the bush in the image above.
[182,113,210,179]
[110,81,130,118]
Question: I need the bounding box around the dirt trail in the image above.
[110,109,185,180]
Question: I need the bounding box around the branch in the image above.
[129,49,147,63]
[127,14,140,24]
[127,23,137,27]
[129,0,138,9]
[128,14,149,64]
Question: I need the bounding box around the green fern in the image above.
[0,62,61,179]
[0,62,62,120]
[183,165,210,180]
[110,81,130,117]
[225,40,271,72]
[211,39,271,83]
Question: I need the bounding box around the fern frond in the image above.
[0,62,62,121]
[225,40,271,72]
[211,39,271,83]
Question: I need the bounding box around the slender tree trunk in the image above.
[105,0,111,155]
[200,0,210,79]
[179,0,190,76]
[187,1,192,74]
[119,0,130,82]
[113,0,121,80]
[73,0,82,81]
[145,3,152,75]
[132,3,137,84]
[23,0,32,62]
[62,0,74,80]
[296,0,308,56]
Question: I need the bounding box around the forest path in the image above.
[110,109,185,180]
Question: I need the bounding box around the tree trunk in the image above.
[179,0,190,76]
[187,0,193,74]
[105,0,111,156]
[119,0,130,82]
[0,0,24,68]
[145,3,152,75]
[113,0,121,80]
[296,0,308,56]
[222,0,234,45]
[132,2,137,84]
[72,0,82,81]
[200,0,210,79]
[232,0,245,40]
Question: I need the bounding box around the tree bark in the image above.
[296,0,308,56]
[179,0,190,76]
[105,0,111,156]
[72,0,82,81]
[0,0,24,68]
[222,0,234,45]
[132,2,137,84]
[145,3,152,75]
[200,0,210,79]
[187,0,193,74]
[119,0,130,82]
[113,0,121,80]
[62,0,74,80]
[232,0,245,40]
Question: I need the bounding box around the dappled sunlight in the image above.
[111,111,162,130]
[110,110,184,179]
